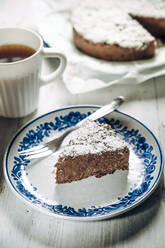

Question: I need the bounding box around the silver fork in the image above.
[19,96,124,159]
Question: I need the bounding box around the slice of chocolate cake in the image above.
[54,120,129,184]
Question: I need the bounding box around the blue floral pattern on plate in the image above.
[4,107,163,219]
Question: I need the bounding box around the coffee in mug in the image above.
[0,27,67,118]
[0,44,36,63]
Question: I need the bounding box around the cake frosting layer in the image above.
[72,4,155,49]
[59,120,128,158]
[123,0,165,19]
[76,0,165,19]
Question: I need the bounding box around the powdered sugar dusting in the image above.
[72,4,155,49]
[60,120,128,158]
[123,0,165,19]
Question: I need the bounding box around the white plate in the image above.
[4,106,163,221]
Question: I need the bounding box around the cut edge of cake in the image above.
[54,120,130,184]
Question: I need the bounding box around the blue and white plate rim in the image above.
[3,105,163,221]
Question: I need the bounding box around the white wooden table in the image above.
[0,0,165,247]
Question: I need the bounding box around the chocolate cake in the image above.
[54,120,129,184]
[71,0,165,61]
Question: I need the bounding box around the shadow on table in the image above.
[2,174,163,248]
[59,174,164,248]
[54,175,163,248]
[0,112,36,193]
[101,174,164,246]
[99,174,164,247]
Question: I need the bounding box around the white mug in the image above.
[0,27,67,118]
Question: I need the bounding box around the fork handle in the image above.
[59,96,124,141]
[77,96,124,127]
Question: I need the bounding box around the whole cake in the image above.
[71,0,165,61]
[54,120,129,184]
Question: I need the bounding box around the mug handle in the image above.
[40,47,67,86]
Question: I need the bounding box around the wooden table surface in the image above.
[0,0,165,247]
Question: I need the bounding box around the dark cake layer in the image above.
[73,29,156,61]
[55,147,129,184]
